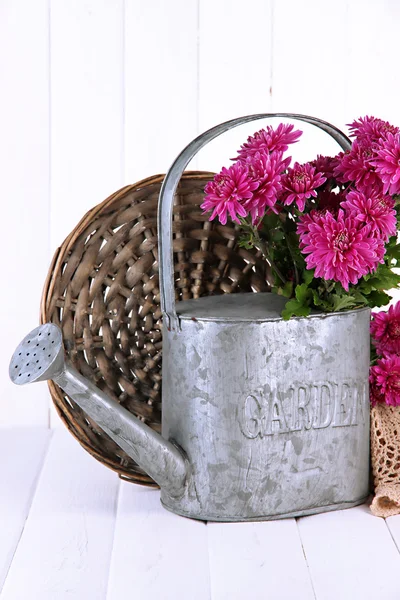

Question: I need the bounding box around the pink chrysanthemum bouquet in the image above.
[201,116,400,319]
[370,302,400,406]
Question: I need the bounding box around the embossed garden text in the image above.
[239,380,367,438]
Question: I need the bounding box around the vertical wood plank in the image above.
[344,0,400,124]
[124,0,199,182]
[0,0,50,426]
[198,0,273,171]
[272,0,349,120]
[272,0,350,163]
[0,429,51,593]
[385,514,400,553]
[106,486,211,600]
[343,0,400,305]
[49,0,125,426]
[1,430,119,600]
[297,505,400,600]
[207,520,315,600]
[50,0,125,251]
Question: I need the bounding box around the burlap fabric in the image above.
[371,404,400,517]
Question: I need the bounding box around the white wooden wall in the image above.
[1,0,399,427]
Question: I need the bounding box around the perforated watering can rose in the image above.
[10,114,381,522]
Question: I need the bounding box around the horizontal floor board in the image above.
[207,519,315,600]
[0,430,120,600]
[106,485,211,600]
[297,504,400,600]
[2,430,400,599]
[385,513,400,553]
[0,429,51,593]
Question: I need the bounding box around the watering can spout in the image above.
[9,324,188,498]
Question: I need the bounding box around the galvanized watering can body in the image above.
[161,293,370,520]
[157,112,370,520]
[10,113,371,522]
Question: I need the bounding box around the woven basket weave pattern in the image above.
[41,172,270,485]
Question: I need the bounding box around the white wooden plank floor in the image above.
[1,429,400,600]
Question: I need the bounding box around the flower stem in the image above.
[253,235,287,285]
[285,237,300,287]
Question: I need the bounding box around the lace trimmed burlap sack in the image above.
[371,404,400,517]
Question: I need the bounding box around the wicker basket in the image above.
[40,171,271,485]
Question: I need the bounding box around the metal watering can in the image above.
[10,114,370,521]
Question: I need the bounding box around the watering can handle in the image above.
[158,113,352,332]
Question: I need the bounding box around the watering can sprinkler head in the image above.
[9,324,65,385]
[9,323,188,499]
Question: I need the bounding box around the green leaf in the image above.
[295,283,312,305]
[238,233,255,250]
[311,290,324,307]
[312,290,333,311]
[238,239,253,250]
[352,290,369,305]
[281,298,311,320]
[293,305,311,317]
[261,213,281,231]
[272,281,294,298]
[367,272,400,291]
[270,229,285,242]
[359,280,374,294]
[286,232,306,269]
[386,244,400,261]
[302,268,315,286]
[365,290,391,308]
[332,294,357,312]
[360,265,400,293]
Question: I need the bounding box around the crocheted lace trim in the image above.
[371,404,400,517]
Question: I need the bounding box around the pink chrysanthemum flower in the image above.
[310,155,340,180]
[297,209,385,290]
[372,132,400,195]
[371,302,400,355]
[348,116,399,144]
[333,140,383,193]
[369,354,400,407]
[236,124,302,159]
[201,162,258,225]
[281,162,326,212]
[369,374,386,407]
[340,189,396,242]
[296,210,320,237]
[243,151,290,223]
